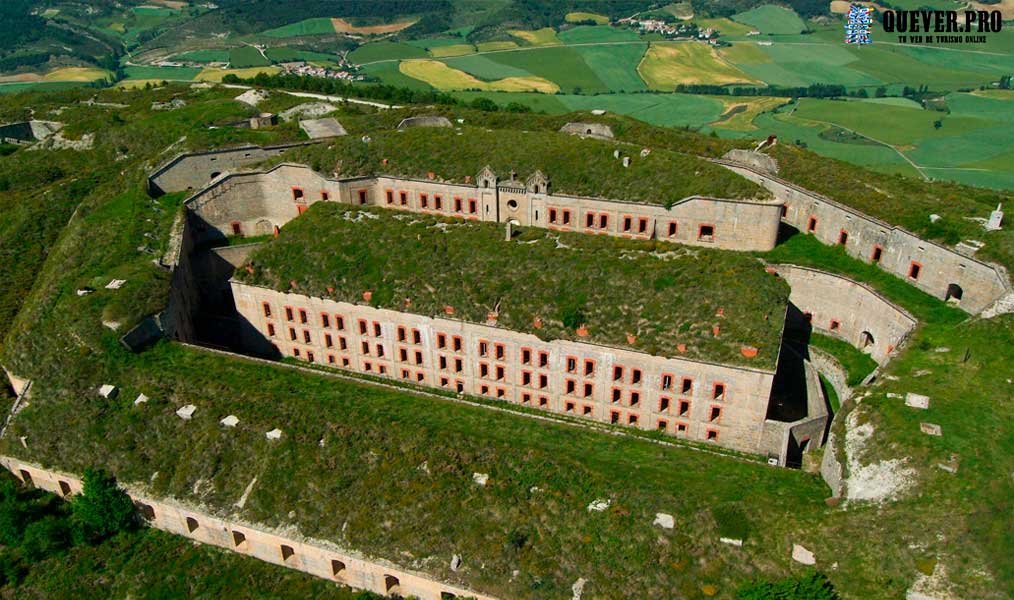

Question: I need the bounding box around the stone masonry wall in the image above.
[0,457,496,600]
[185,163,784,252]
[718,159,1010,314]
[148,142,316,196]
[231,282,777,455]
[774,265,917,365]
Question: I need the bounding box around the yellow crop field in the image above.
[710,96,785,131]
[509,28,561,46]
[476,41,518,52]
[41,67,112,82]
[194,66,281,81]
[331,17,417,35]
[637,42,761,89]
[399,59,559,93]
[429,44,475,58]
[565,12,610,24]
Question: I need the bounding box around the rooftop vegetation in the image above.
[236,204,788,368]
[279,123,770,206]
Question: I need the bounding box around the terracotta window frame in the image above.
[561,209,571,226]
[298,309,308,324]
[291,187,304,202]
[829,319,841,332]
[622,215,633,232]
[659,396,671,413]
[667,221,677,238]
[454,197,463,213]
[468,198,478,214]
[706,429,719,441]
[453,336,463,352]
[357,319,368,335]
[661,373,674,391]
[908,261,922,280]
[478,339,490,357]
[708,405,723,423]
[267,323,276,337]
[321,190,330,201]
[712,382,727,401]
[288,327,297,341]
[494,343,506,360]
[630,368,642,386]
[637,217,649,234]
[262,302,272,318]
[399,191,408,206]
[357,189,367,205]
[385,189,394,205]
[521,347,533,365]
[320,312,330,328]
[698,223,716,242]
[613,365,624,382]
[434,195,443,211]
[538,373,548,389]
[838,229,849,245]
[549,208,558,224]
[611,387,622,403]
[301,329,310,344]
[807,215,818,233]
[599,213,608,229]
[584,359,595,376]
[629,390,641,407]
[437,333,447,349]
[565,355,578,374]
[325,333,334,348]
[420,193,429,209]
[657,418,669,432]
[284,306,294,322]
[871,244,884,264]
[335,315,345,330]
[680,377,694,396]
[678,399,691,417]
[538,351,549,368]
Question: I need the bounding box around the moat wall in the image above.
[718,159,1010,314]
[0,457,496,600]
[774,265,917,365]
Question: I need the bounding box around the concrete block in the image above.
[220,415,239,427]
[176,404,196,420]
[266,428,283,440]
[720,537,743,547]
[792,543,816,565]
[905,393,930,409]
[105,279,126,289]
[586,499,610,512]
[134,394,149,405]
[653,512,674,529]
[98,385,118,398]
[920,422,942,436]
[472,472,488,487]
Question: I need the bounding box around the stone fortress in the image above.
[7,116,1007,599]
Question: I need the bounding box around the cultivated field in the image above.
[565,11,609,25]
[638,42,760,88]
[193,66,281,81]
[399,59,559,92]
[731,5,807,34]
[41,67,112,82]
[508,27,561,45]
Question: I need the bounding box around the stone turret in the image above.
[525,170,550,195]
[476,165,497,190]
[986,203,1003,231]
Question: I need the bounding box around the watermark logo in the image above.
[845,4,874,45]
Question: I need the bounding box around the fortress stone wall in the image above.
[184,163,784,252]
[148,142,317,196]
[232,282,777,455]
[1,458,496,600]
[717,159,1010,314]
[774,265,917,365]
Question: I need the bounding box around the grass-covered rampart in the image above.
[237,204,788,368]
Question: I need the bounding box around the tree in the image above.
[737,571,837,599]
[70,469,136,544]
[934,119,942,130]
[875,86,887,97]
[20,516,71,560]
[0,479,28,546]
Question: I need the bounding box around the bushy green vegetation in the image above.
[238,204,788,367]
[0,472,385,598]
[736,571,837,599]
[730,5,807,35]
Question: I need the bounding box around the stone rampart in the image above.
[148,142,317,196]
[0,457,496,600]
[184,162,783,252]
[717,159,1010,314]
[773,265,916,365]
[232,281,777,455]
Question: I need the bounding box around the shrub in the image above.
[70,468,136,544]
[736,571,838,599]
